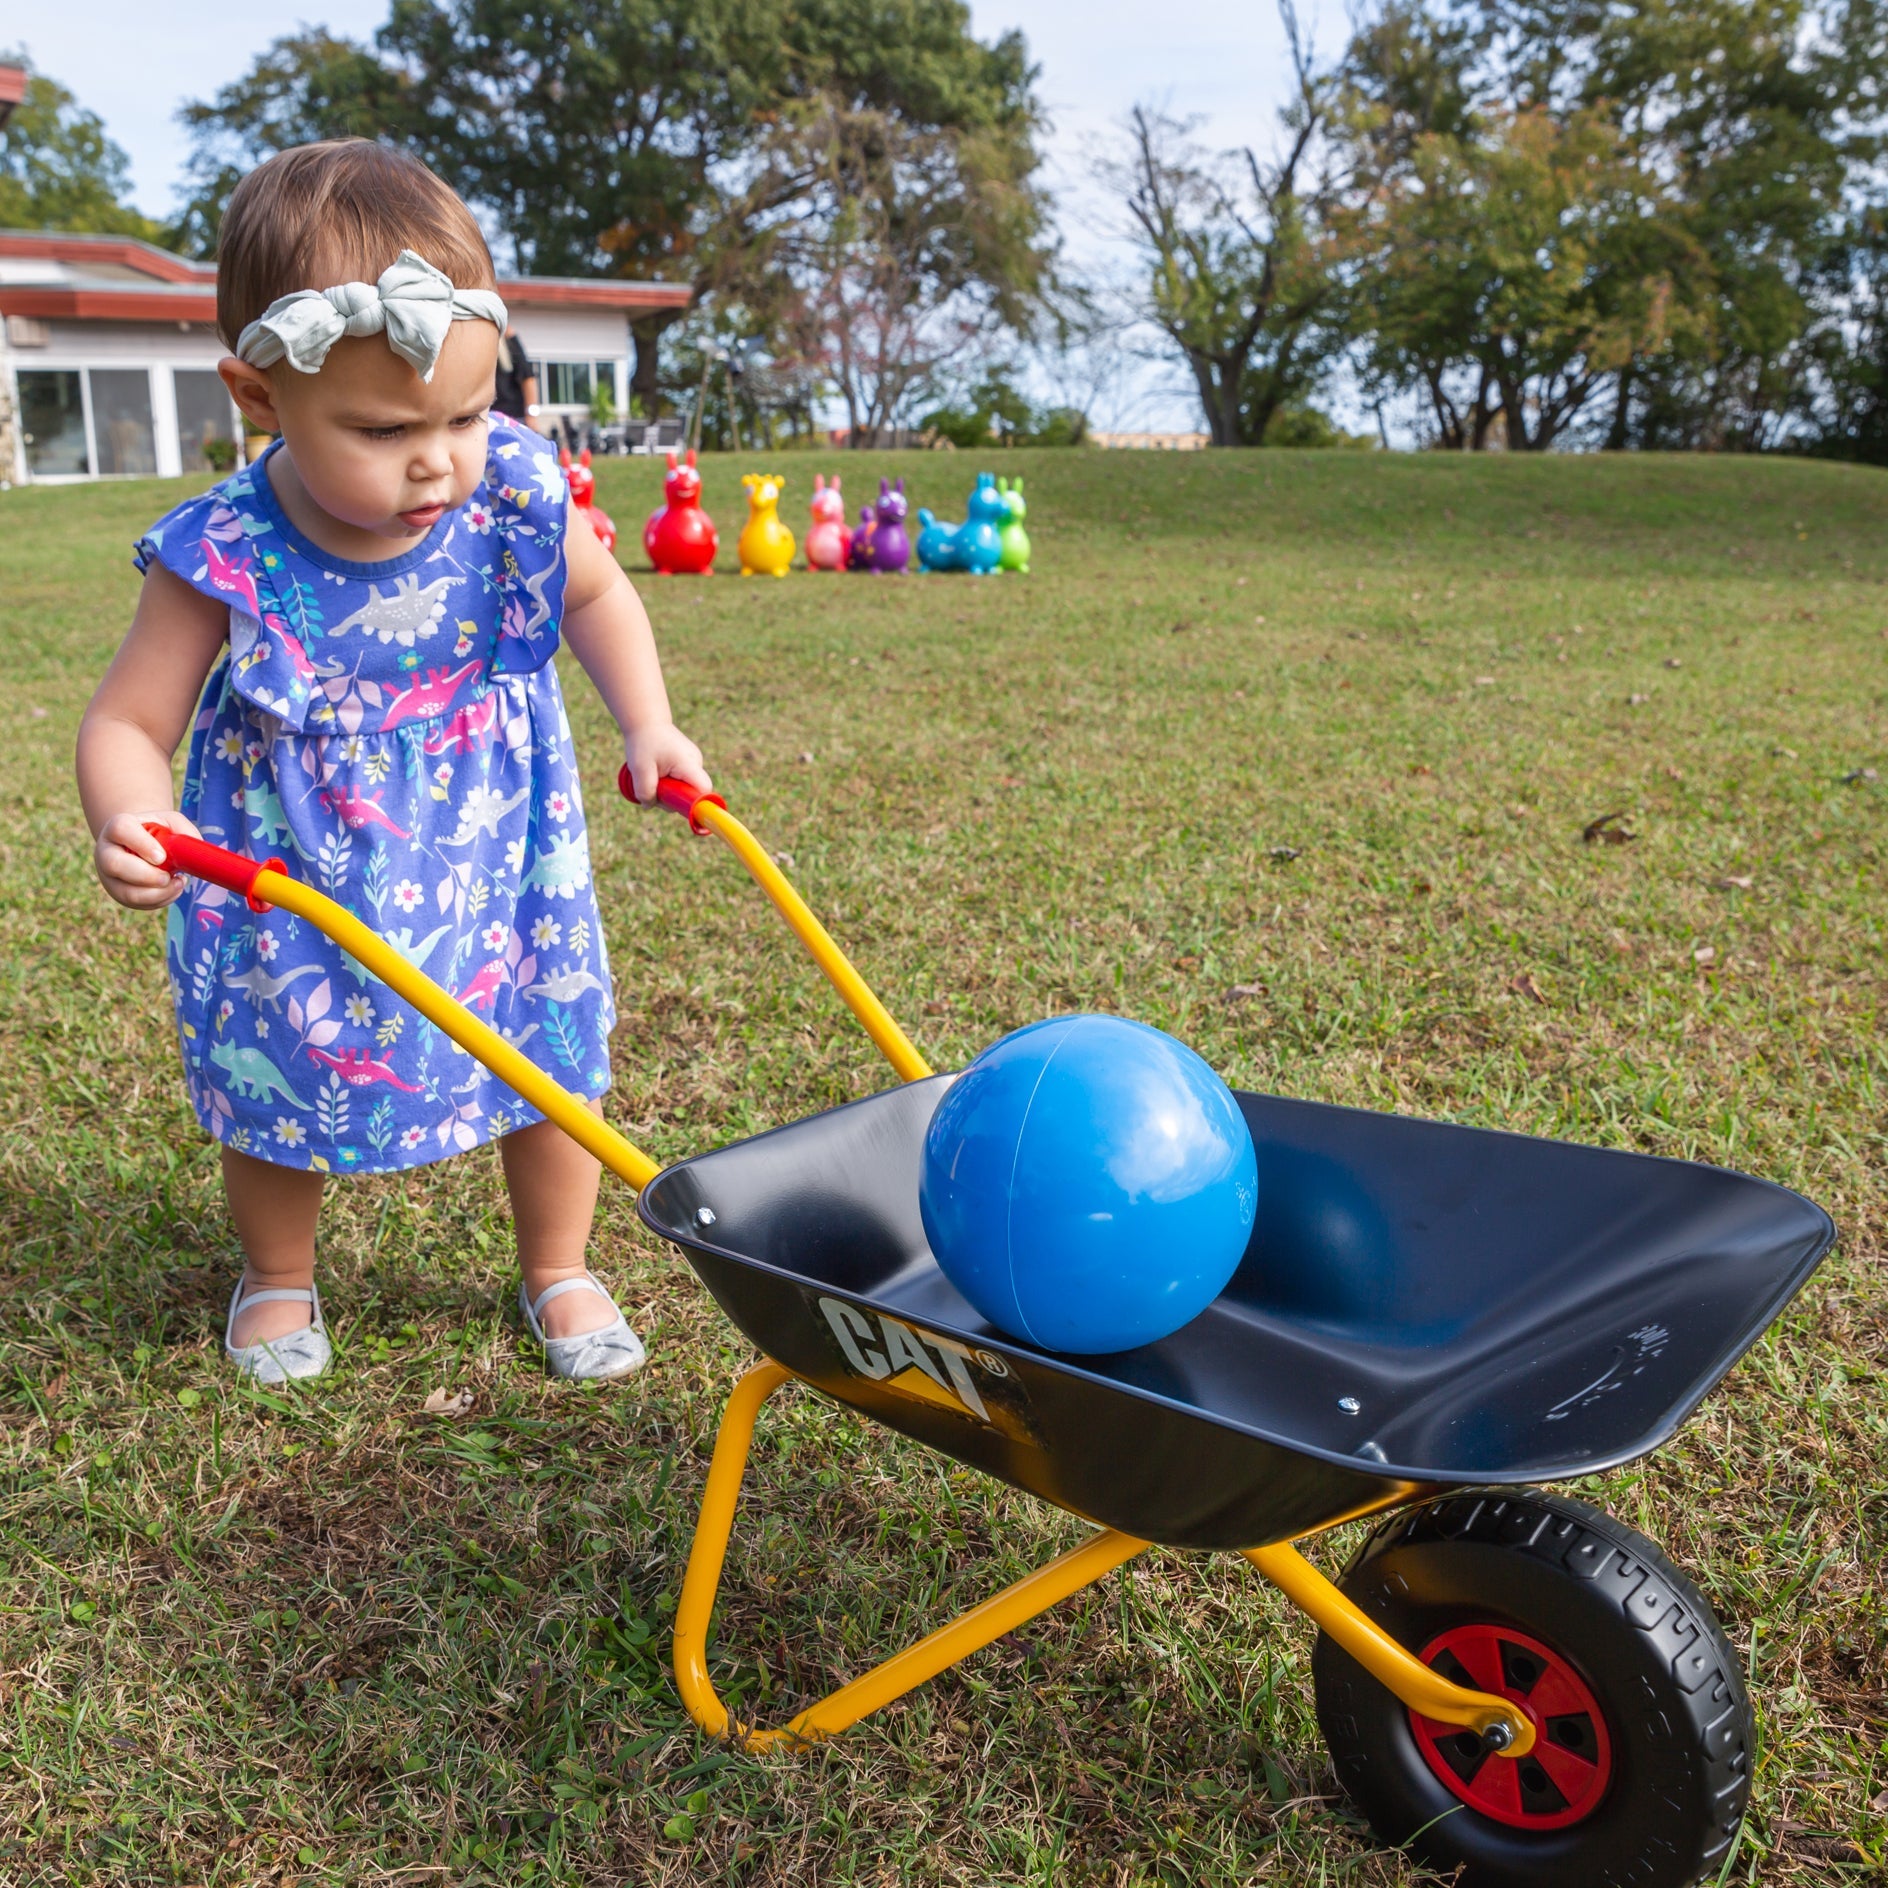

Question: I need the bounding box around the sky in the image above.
[10,0,1306,429]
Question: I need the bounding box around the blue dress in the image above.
[137,418,615,1174]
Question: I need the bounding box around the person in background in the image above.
[492,323,541,432]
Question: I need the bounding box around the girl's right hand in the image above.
[95,811,202,909]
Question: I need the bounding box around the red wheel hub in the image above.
[1409,1623,1614,1830]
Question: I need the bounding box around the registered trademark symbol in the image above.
[974,1349,1010,1377]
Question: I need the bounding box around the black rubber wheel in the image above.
[1312,1489,1750,1888]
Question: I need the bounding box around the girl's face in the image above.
[220,321,499,544]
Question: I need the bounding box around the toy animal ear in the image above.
[665,451,677,471]
[581,449,592,468]
[896,477,905,493]
[559,448,572,467]
[879,477,890,497]
[814,474,824,492]
[686,448,697,467]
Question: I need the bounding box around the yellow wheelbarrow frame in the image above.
[150,789,1533,1762]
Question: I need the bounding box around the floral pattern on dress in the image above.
[138,418,616,1174]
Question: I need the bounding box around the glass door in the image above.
[16,369,90,476]
[90,369,158,476]
[173,369,236,472]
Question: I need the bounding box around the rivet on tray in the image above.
[1337,1396,1362,1414]
[696,1206,717,1227]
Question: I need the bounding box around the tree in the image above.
[747,100,1052,440]
[1344,105,1698,449]
[170,32,391,257]
[1334,0,1888,450]
[0,58,163,239]
[1099,5,1349,446]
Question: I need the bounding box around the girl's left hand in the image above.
[623,722,711,808]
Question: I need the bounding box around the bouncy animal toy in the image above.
[738,473,796,578]
[915,471,1005,575]
[151,780,1834,1888]
[643,449,718,575]
[846,477,912,573]
[806,474,851,571]
[560,448,617,556]
[997,475,1030,574]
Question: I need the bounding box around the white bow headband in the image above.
[234,249,508,382]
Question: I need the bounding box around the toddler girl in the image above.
[75,141,709,1385]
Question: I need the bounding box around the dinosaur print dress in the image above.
[137,417,614,1174]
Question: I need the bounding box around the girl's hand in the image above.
[622,723,710,809]
[95,811,202,910]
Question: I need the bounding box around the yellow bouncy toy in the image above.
[736,473,795,577]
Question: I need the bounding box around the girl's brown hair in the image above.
[216,141,497,351]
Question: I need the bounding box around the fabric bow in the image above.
[234,250,508,382]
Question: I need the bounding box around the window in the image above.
[543,361,593,406]
[90,369,157,476]
[17,369,89,476]
[174,370,235,473]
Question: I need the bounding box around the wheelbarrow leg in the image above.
[674,1360,1151,1751]
[1243,1542,1535,1756]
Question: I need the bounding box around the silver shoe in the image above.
[225,1277,332,1384]
[519,1274,647,1382]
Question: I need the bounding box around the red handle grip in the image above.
[617,766,727,836]
[142,823,286,912]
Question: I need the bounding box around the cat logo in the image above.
[817,1297,996,1425]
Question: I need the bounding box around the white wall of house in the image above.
[3,318,237,484]
[2,303,638,483]
[511,305,632,421]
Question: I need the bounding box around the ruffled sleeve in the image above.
[133,460,323,729]
[482,416,571,679]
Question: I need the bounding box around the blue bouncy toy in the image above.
[918,1014,1260,1352]
[915,471,1006,575]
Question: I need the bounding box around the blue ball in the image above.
[919,1015,1258,1353]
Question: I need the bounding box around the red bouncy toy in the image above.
[643,448,718,575]
[560,448,616,556]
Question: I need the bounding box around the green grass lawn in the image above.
[2,445,1884,1884]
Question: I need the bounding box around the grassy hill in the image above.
[1,449,1882,1883]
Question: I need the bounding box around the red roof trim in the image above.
[0,285,220,323]
[0,230,213,283]
[0,66,28,109]
[0,232,690,312]
[497,278,690,311]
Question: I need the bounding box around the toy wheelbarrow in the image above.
[150,780,1833,1888]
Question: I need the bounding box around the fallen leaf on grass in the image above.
[1771,745,1798,760]
[422,1388,474,1418]
[1582,810,1637,845]
[1268,844,1302,862]
[1627,692,1652,706]
[1871,1784,1888,1815]
[797,750,816,764]
[1511,972,1548,1006]
[772,851,794,869]
[1714,875,1754,891]
[1224,983,1267,1005]
[1473,676,1496,687]
[923,997,950,1015]
[1692,946,1717,966]
[1663,657,1683,669]
[1840,767,1879,785]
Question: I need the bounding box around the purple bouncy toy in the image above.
[847,478,912,573]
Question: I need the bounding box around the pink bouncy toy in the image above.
[807,474,851,571]
[561,448,617,556]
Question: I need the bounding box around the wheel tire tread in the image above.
[1319,1487,1751,1888]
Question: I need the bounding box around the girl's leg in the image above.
[502,1102,616,1339]
[223,1145,326,1345]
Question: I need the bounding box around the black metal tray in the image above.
[640,1078,1834,1550]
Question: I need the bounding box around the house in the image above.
[0,229,691,484]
